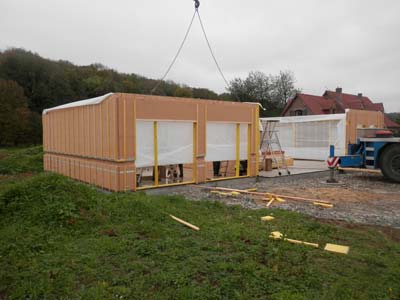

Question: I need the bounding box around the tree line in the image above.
[0,48,298,146]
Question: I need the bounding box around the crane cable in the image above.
[151,1,236,99]
[150,9,197,94]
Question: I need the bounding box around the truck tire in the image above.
[380,144,400,183]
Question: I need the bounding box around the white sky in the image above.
[1,0,399,112]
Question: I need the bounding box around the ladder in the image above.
[261,120,290,176]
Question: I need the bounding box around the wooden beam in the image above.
[338,167,381,174]
[170,215,200,231]
[195,185,332,204]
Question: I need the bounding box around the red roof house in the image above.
[282,87,400,128]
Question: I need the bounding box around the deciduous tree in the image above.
[0,79,31,145]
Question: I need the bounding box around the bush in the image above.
[0,173,99,227]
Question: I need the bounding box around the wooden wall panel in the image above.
[136,96,197,121]
[345,110,385,145]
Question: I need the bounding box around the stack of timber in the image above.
[268,155,294,169]
[260,151,294,171]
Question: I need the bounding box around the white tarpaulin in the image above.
[136,120,193,168]
[136,121,155,168]
[137,120,248,167]
[261,114,346,160]
[157,121,193,165]
[206,123,249,162]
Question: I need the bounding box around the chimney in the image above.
[336,87,343,105]
[357,93,363,98]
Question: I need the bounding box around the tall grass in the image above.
[0,146,43,175]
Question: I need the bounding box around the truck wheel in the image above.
[380,144,400,183]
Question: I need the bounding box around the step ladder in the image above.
[260,120,290,176]
[365,144,376,169]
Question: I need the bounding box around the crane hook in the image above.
[194,0,200,9]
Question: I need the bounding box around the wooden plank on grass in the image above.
[170,215,200,231]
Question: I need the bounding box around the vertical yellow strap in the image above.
[154,121,159,186]
[236,123,240,177]
[247,123,251,176]
[255,106,260,176]
[193,122,198,182]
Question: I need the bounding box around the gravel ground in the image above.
[147,171,400,229]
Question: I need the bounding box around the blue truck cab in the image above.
[331,129,400,182]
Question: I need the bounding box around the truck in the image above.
[330,128,400,182]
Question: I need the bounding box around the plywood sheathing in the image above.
[345,109,385,146]
[43,93,259,191]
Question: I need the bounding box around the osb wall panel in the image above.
[345,110,385,145]
[43,93,260,191]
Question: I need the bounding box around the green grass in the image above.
[0,146,43,175]
[0,147,400,299]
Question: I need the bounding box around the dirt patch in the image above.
[268,187,399,202]
[150,171,400,229]
[319,219,400,243]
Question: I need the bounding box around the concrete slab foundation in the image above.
[259,160,327,178]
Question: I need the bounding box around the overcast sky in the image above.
[1,0,399,112]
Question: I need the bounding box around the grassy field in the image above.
[0,147,399,299]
